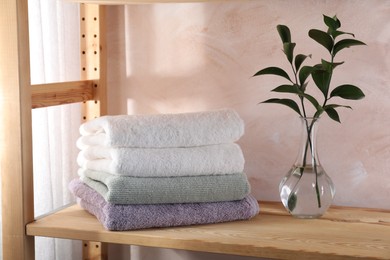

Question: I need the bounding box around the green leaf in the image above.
[309,29,334,53]
[271,85,321,111]
[321,59,344,71]
[288,193,297,212]
[283,42,296,64]
[253,67,292,82]
[313,63,324,70]
[332,30,355,38]
[300,92,321,111]
[261,98,301,116]
[298,66,313,85]
[300,82,309,92]
[324,106,341,123]
[313,109,325,119]
[330,84,365,100]
[326,104,353,110]
[333,39,366,56]
[295,54,311,72]
[323,14,341,31]
[277,25,291,43]
[311,69,331,98]
[271,84,300,94]
[323,104,353,123]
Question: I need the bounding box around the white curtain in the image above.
[28,0,82,259]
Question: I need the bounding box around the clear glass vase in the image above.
[279,117,335,218]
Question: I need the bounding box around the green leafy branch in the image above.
[253,15,366,210]
[253,15,366,123]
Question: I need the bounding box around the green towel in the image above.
[79,169,250,205]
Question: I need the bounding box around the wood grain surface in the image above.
[27,202,390,259]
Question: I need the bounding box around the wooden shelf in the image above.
[26,201,390,260]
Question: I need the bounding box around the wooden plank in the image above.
[69,0,245,4]
[97,5,108,116]
[80,4,108,259]
[0,0,35,259]
[31,80,95,108]
[82,241,108,260]
[26,202,390,260]
[80,4,107,122]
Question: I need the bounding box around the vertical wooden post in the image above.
[0,0,35,259]
[80,4,108,260]
[80,4,108,121]
[83,241,108,260]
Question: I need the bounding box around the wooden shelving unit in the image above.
[1,0,390,259]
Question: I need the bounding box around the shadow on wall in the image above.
[108,2,265,116]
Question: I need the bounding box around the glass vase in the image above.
[279,117,335,218]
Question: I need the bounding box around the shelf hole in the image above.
[84,243,88,247]
[83,116,86,120]
[94,68,97,71]
[82,34,85,38]
[82,67,86,71]
[94,100,98,104]
[94,17,97,21]
[82,51,85,55]
[94,84,98,88]
[94,34,97,38]
[82,17,85,21]
[95,245,99,248]
[94,51,97,55]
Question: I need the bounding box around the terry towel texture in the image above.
[79,169,250,205]
[77,143,244,176]
[77,109,244,148]
[69,179,259,231]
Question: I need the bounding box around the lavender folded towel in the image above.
[69,179,260,231]
[77,143,244,177]
[79,169,250,204]
[77,109,244,148]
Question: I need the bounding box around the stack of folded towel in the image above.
[70,108,259,231]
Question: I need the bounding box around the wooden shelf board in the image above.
[26,202,390,259]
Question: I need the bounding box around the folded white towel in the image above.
[77,143,244,177]
[77,109,244,148]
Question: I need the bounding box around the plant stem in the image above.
[286,117,321,211]
[306,119,321,208]
[304,118,321,207]
[287,62,322,209]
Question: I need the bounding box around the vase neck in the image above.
[295,117,320,167]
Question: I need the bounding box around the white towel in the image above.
[77,109,244,148]
[77,143,245,177]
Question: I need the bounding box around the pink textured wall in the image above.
[107,1,390,209]
[105,1,390,259]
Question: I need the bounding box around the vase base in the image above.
[290,214,324,219]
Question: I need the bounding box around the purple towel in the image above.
[69,179,260,231]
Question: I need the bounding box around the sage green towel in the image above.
[79,169,250,205]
